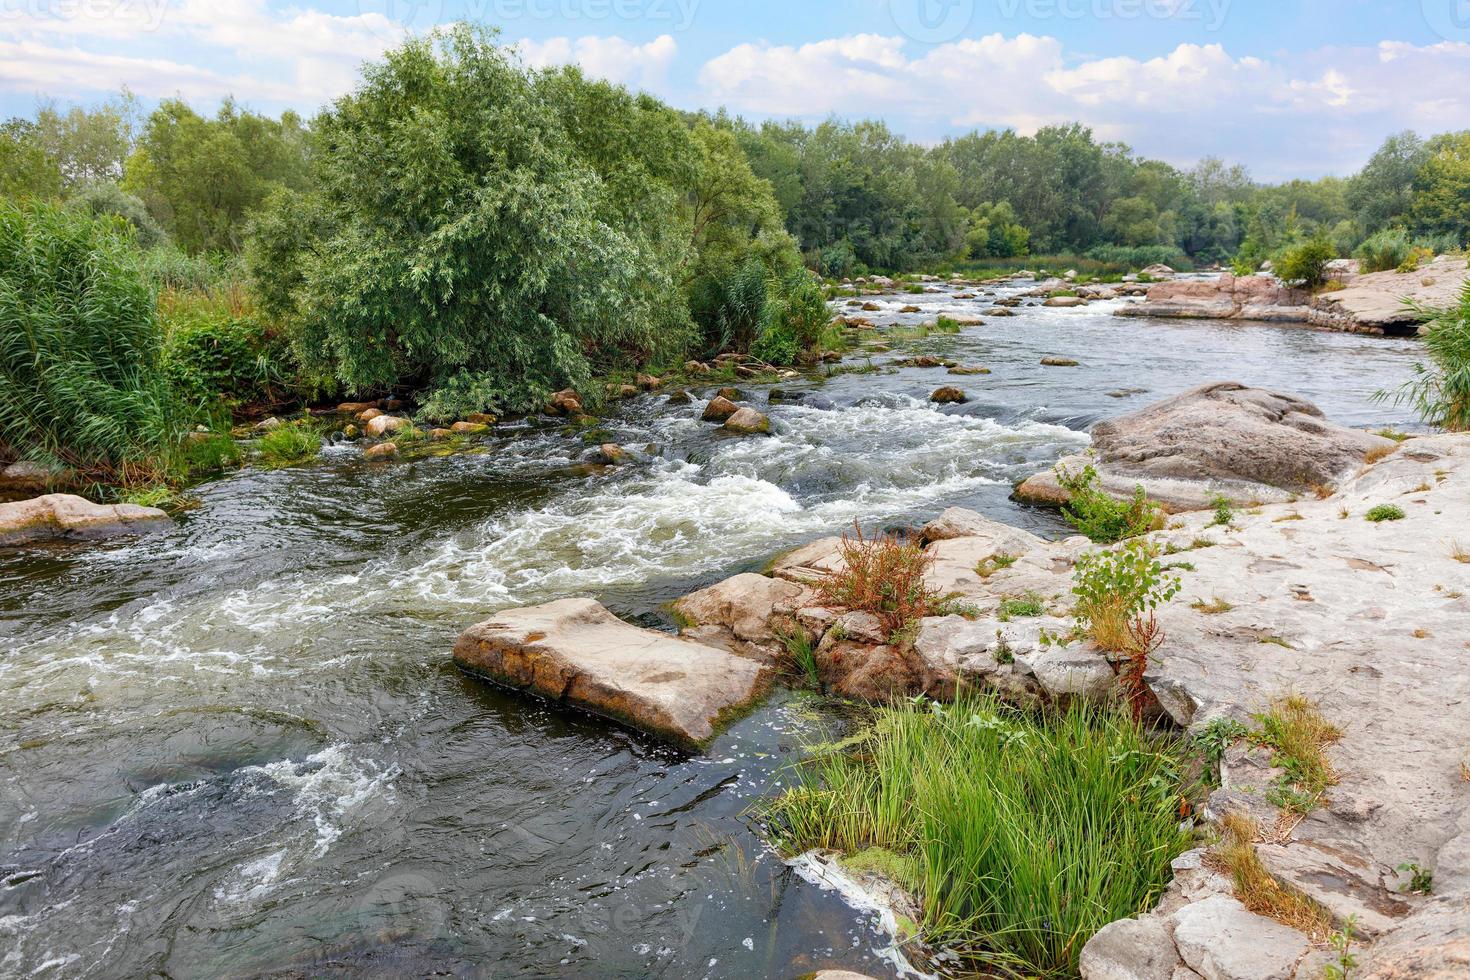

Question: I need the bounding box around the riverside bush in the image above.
[1276,234,1337,289]
[1379,281,1470,431]
[1057,464,1164,543]
[0,200,186,484]
[1073,542,1182,653]
[815,524,939,637]
[759,695,1192,977]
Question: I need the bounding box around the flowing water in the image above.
[0,281,1424,978]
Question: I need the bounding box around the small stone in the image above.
[451,422,489,435]
[702,396,740,422]
[548,389,583,415]
[358,408,384,422]
[636,374,662,390]
[364,442,398,460]
[367,415,410,438]
[948,365,991,376]
[1041,357,1081,367]
[466,412,497,426]
[343,424,360,439]
[666,389,692,405]
[1045,296,1086,308]
[931,387,968,404]
[723,408,771,434]
[598,443,628,464]
[430,428,453,440]
[254,417,284,433]
[717,387,741,401]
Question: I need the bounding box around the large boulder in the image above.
[921,507,1045,552]
[453,598,768,750]
[1017,382,1397,511]
[1309,259,1470,335]
[1117,272,1311,323]
[0,493,171,545]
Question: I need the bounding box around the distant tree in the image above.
[1411,132,1470,244]
[31,91,142,190]
[0,119,62,200]
[1349,131,1428,232]
[67,182,170,249]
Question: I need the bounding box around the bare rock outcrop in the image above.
[1308,258,1470,335]
[453,598,769,750]
[0,493,171,546]
[1016,382,1397,511]
[1117,273,1310,323]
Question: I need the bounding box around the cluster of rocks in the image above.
[451,384,1470,977]
[1120,257,1470,335]
[700,389,771,435]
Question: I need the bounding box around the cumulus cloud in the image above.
[699,33,1470,178]
[514,33,678,88]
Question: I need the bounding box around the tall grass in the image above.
[1378,282,1470,431]
[759,695,1193,977]
[0,200,187,485]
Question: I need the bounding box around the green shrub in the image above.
[1057,464,1164,544]
[0,200,187,484]
[1397,247,1434,274]
[759,695,1192,976]
[257,423,320,468]
[1355,229,1412,274]
[1072,541,1182,652]
[161,304,292,410]
[1275,234,1337,289]
[67,182,171,250]
[1365,504,1406,523]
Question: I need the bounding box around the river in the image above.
[0,279,1424,978]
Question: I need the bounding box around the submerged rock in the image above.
[450,421,489,435]
[453,598,769,750]
[1040,357,1080,367]
[364,442,398,460]
[0,493,170,545]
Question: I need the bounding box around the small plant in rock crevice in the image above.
[1056,464,1164,544]
[1212,812,1333,938]
[997,594,1045,621]
[1397,862,1435,895]
[1208,494,1234,528]
[1253,695,1342,816]
[816,523,940,639]
[776,628,821,690]
[1365,504,1406,523]
[1072,542,1183,654]
[1322,915,1360,980]
[1117,613,1166,724]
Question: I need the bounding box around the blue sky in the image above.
[3,0,1468,179]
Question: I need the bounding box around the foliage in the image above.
[1322,916,1360,980]
[997,594,1044,620]
[1209,494,1234,527]
[1072,542,1182,653]
[1365,504,1407,523]
[758,695,1192,977]
[0,119,63,200]
[1057,464,1164,543]
[815,524,940,637]
[1118,613,1166,723]
[256,422,320,469]
[1397,863,1434,895]
[31,91,142,190]
[1215,813,1333,937]
[0,200,186,483]
[1379,283,1470,431]
[123,98,310,253]
[1275,233,1337,289]
[1252,695,1342,815]
[1355,228,1413,273]
[67,181,169,249]
[776,628,822,689]
[160,296,293,411]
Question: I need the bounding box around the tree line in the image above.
[2,23,1467,493]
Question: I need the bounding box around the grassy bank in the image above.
[758,694,1194,977]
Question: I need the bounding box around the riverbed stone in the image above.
[921,508,1044,554]
[364,442,398,460]
[723,408,771,434]
[454,598,769,750]
[367,415,410,438]
[1169,896,1310,980]
[930,386,967,404]
[451,422,489,435]
[1119,272,1311,323]
[701,396,739,422]
[0,493,170,545]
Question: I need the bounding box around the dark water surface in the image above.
[0,281,1423,978]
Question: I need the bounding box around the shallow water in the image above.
[0,281,1423,978]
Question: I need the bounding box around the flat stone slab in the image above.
[0,493,171,545]
[453,598,769,750]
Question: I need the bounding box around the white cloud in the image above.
[698,33,1470,178]
[514,33,678,88]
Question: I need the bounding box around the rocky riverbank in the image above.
[453,383,1469,978]
[1119,257,1470,335]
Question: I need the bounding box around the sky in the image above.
[2,0,1469,180]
